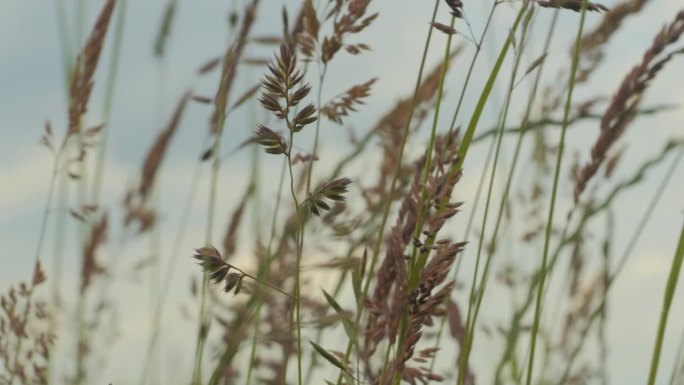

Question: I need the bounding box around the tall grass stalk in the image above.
[647,220,684,385]
[12,2,684,385]
[192,3,258,381]
[454,3,531,384]
[91,0,128,205]
[245,158,286,385]
[525,2,589,383]
[285,129,305,385]
[457,5,538,384]
[448,1,498,134]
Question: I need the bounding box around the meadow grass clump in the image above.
[5,0,684,384]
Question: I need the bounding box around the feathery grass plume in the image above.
[138,92,190,200]
[321,78,377,124]
[121,92,189,235]
[575,10,684,201]
[222,183,255,258]
[364,182,420,357]
[365,136,459,350]
[210,0,259,134]
[364,130,463,383]
[390,244,464,385]
[74,213,108,384]
[66,0,116,140]
[0,262,53,385]
[536,0,609,12]
[576,0,650,83]
[81,214,108,294]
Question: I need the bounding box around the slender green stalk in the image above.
[138,146,205,385]
[549,143,683,385]
[448,1,498,135]
[191,157,220,384]
[91,0,128,204]
[246,158,287,385]
[613,145,684,278]
[295,68,329,382]
[669,323,684,385]
[420,16,455,184]
[647,220,684,385]
[454,1,525,177]
[192,1,261,377]
[285,129,304,385]
[457,4,534,384]
[76,0,86,49]
[525,2,589,384]
[305,66,327,194]
[54,0,73,91]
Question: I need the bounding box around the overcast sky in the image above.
[1,1,683,384]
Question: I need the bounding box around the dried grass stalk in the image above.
[139,92,190,200]
[577,0,650,83]
[575,10,684,201]
[222,183,254,257]
[210,0,259,134]
[67,0,116,138]
[81,215,108,293]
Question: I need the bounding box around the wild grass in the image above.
[2,0,684,384]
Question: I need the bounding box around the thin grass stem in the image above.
[647,220,684,385]
[525,2,589,383]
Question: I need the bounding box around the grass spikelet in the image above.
[444,0,464,18]
[254,125,288,155]
[321,78,377,124]
[536,0,609,12]
[306,178,352,216]
[191,246,294,299]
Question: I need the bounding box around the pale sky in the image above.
[1,1,683,384]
